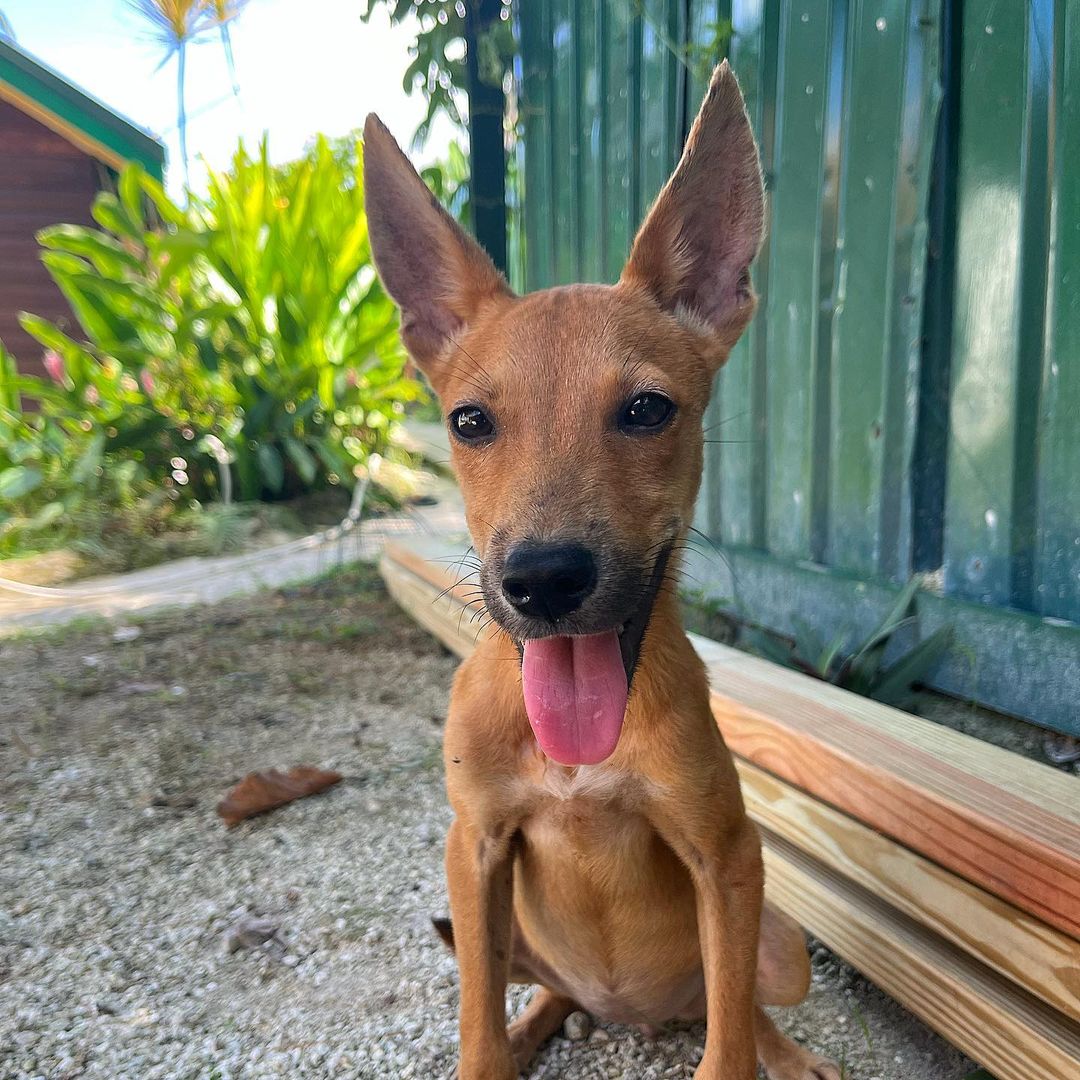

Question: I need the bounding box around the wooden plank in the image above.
[705,646,1080,941]
[0,189,98,215]
[379,554,491,660]
[682,541,1080,740]
[573,0,602,283]
[0,98,91,157]
[761,833,1080,1080]
[381,535,1080,940]
[737,758,1080,1022]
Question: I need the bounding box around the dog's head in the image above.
[365,63,763,766]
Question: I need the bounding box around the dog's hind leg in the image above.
[753,906,841,1079]
[755,903,811,1007]
[508,987,578,1071]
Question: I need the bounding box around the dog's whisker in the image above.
[702,409,749,434]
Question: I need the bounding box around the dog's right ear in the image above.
[363,115,512,382]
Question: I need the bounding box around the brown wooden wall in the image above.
[0,98,100,380]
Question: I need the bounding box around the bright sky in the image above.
[2,0,455,195]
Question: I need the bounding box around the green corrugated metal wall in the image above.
[513,0,1080,736]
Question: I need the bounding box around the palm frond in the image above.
[201,0,249,100]
[201,0,250,25]
[127,0,210,56]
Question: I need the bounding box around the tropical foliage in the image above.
[360,0,515,147]
[745,579,954,710]
[0,135,423,558]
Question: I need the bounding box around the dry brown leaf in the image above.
[216,766,343,827]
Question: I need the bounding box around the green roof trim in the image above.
[0,37,165,179]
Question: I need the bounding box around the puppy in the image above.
[364,61,841,1080]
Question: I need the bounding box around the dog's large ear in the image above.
[363,115,512,379]
[621,61,764,353]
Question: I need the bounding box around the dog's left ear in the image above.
[621,61,764,356]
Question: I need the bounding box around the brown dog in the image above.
[363,62,841,1080]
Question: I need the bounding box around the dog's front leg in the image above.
[445,817,518,1080]
[657,806,763,1080]
[694,822,764,1080]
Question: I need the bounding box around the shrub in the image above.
[744,579,953,710]
[0,135,426,557]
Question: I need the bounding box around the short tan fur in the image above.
[364,62,841,1080]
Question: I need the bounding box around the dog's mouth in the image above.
[517,546,671,767]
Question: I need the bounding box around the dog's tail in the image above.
[431,916,546,987]
[431,916,455,951]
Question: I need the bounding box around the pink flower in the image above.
[84,384,100,406]
[140,368,156,396]
[43,349,65,384]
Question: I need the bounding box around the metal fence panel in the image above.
[1038,0,1080,623]
[513,0,1080,734]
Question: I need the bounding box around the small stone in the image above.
[589,1027,611,1043]
[223,916,280,954]
[119,681,165,695]
[112,625,141,642]
[563,1011,591,1041]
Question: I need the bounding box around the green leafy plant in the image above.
[361,0,515,147]
[632,2,733,82]
[744,579,954,710]
[0,135,425,558]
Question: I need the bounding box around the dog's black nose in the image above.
[502,543,597,622]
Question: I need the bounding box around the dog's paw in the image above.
[766,1056,843,1080]
[453,1056,518,1080]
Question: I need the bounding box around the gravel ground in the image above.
[0,564,976,1079]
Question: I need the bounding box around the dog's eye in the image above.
[619,392,675,432]
[449,405,495,442]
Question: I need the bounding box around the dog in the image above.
[363,61,841,1080]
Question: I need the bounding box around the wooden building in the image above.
[0,38,165,379]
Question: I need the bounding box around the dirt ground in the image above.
[0,565,976,1079]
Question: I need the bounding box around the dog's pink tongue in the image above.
[521,631,628,766]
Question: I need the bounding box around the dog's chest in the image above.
[533,761,642,803]
[511,751,655,809]
[511,758,661,857]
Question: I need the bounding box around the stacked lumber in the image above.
[379,536,1080,1079]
